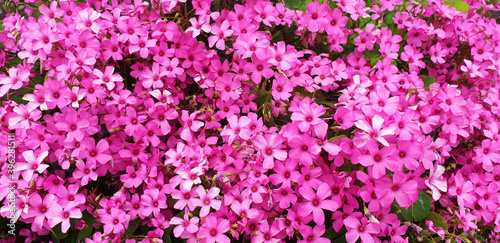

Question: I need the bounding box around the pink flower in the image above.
[214,75,241,100]
[302,1,330,32]
[17,150,49,182]
[48,207,82,233]
[186,17,211,37]
[170,209,199,238]
[81,139,112,165]
[8,103,42,130]
[425,165,447,201]
[247,56,275,83]
[141,189,168,218]
[233,33,270,59]
[197,215,230,243]
[253,134,287,169]
[354,23,378,51]
[401,45,425,72]
[461,59,484,78]
[298,183,339,224]
[271,75,293,100]
[354,115,395,147]
[208,20,233,50]
[268,41,297,71]
[344,216,380,243]
[357,142,398,179]
[448,172,476,207]
[429,42,448,64]
[195,186,222,217]
[298,225,330,243]
[73,160,98,186]
[93,66,123,90]
[25,194,62,231]
[100,208,130,234]
[220,115,251,144]
[426,220,446,240]
[117,16,147,43]
[121,165,147,188]
[288,135,321,166]
[474,139,500,171]
[376,172,418,208]
[369,87,399,115]
[0,65,30,96]
[291,99,326,134]
[129,35,156,58]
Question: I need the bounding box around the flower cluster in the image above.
[1,0,500,242]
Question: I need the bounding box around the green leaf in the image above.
[7,56,23,65]
[322,226,348,242]
[453,0,471,12]
[317,100,336,109]
[394,190,432,222]
[50,224,69,242]
[411,190,432,221]
[253,89,270,108]
[395,201,412,221]
[0,20,4,31]
[383,11,396,25]
[163,226,174,243]
[443,0,470,12]
[425,212,448,230]
[420,75,437,88]
[328,134,346,142]
[284,0,302,10]
[126,218,141,235]
[8,87,31,105]
[76,226,93,242]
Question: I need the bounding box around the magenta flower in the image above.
[48,207,82,233]
[461,59,484,78]
[271,75,293,100]
[253,134,287,169]
[302,1,330,32]
[129,35,156,58]
[25,194,62,231]
[268,41,297,71]
[375,172,418,208]
[17,150,49,182]
[170,209,199,238]
[298,183,339,225]
[233,33,270,59]
[121,107,147,136]
[220,115,251,144]
[344,216,380,243]
[354,114,395,147]
[100,208,130,235]
[357,142,398,179]
[197,215,230,243]
[291,99,326,134]
[288,135,321,166]
[93,66,123,91]
[121,165,147,188]
[208,20,233,50]
[448,172,476,208]
[0,65,30,96]
[141,189,168,218]
[425,165,447,201]
[474,139,500,171]
[82,139,111,165]
[56,184,86,210]
[195,186,222,217]
[73,160,98,186]
[8,103,42,130]
[298,225,330,243]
